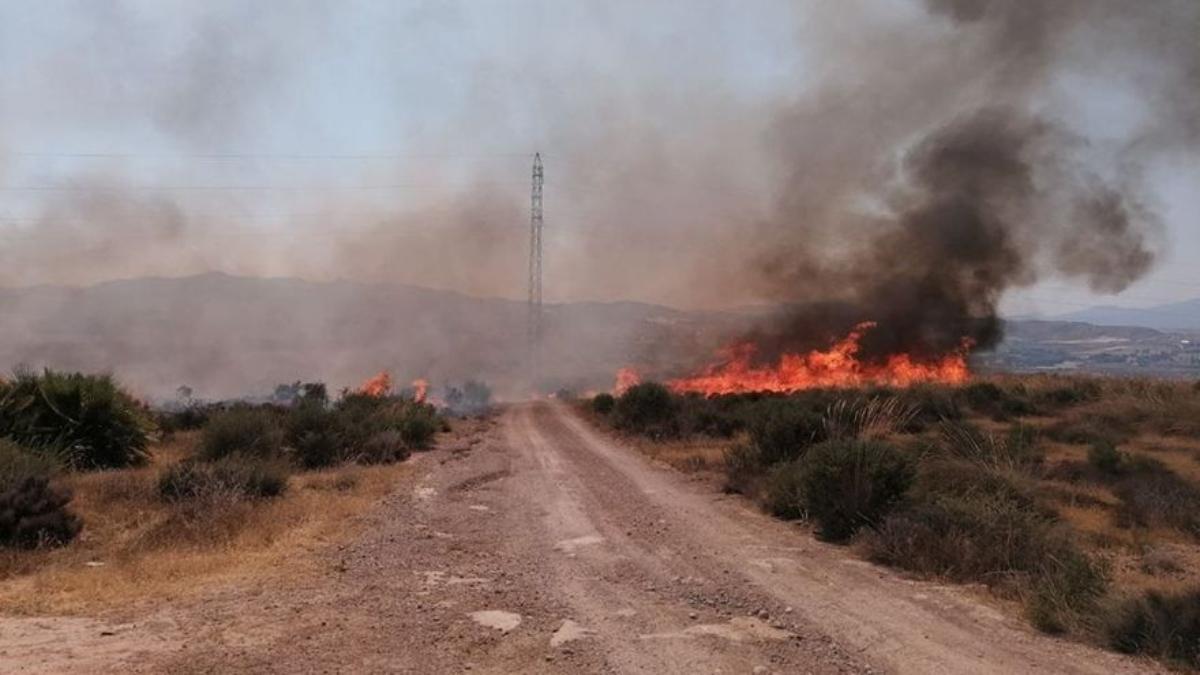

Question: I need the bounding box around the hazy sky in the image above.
[1,0,1196,317]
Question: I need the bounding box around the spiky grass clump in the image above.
[0,369,154,469]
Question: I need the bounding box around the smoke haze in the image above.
[1,0,1198,388]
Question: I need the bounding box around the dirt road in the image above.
[2,402,1159,674]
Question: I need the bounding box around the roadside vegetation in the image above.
[0,369,453,613]
[588,377,1200,669]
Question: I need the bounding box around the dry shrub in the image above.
[895,384,963,430]
[352,430,411,464]
[1113,458,1200,538]
[0,439,80,549]
[0,477,82,549]
[158,457,289,502]
[864,440,1106,635]
[823,397,918,441]
[1103,588,1200,668]
[762,459,808,520]
[723,443,764,495]
[962,381,1038,420]
[87,468,156,504]
[938,421,1043,472]
[304,466,362,492]
[136,492,256,550]
[1139,547,1184,577]
[199,407,285,461]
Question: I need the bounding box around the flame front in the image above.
[666,322,970,396]
[411,378,429,403]
[358,370,392,397]
[613,367,641,396]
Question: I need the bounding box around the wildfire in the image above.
[665,322,970,396]
[358,370,393,397]
[613,367,641,395]
[411,378,429,403]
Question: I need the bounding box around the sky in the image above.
[0,0,1196,318]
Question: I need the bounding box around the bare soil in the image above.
[0,402,1163,673]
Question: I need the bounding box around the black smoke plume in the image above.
[744,0,1190,365]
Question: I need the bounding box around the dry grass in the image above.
[0,432,410,615]
[629,436,732,473]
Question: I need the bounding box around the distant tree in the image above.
[272,381,327,406]
[176,385,194,403]
[300,382,328,405]
[462,380,492,411]
[273,381,302,404]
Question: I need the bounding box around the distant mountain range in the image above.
[1056,299,1200,333]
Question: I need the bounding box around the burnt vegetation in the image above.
[590,373,1200,665]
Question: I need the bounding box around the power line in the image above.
[9,151,538,160]
[0,182,531,193]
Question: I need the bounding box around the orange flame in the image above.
[666,322,970,396]
[358,370,392,397]
[613,367,641,396]
[411,378,429,403]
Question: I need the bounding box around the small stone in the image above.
[784,607,793,614]
[689,611,698,620]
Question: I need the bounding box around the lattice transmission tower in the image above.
[527,153,544,371]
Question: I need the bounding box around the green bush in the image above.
[0,439,80,548]
[0,369,154,469]
[897,385,963,430]
[198,407,285,462]
[285,401,342,468]
[158,457,289,502]
[591,393,615,415]
[1035,380,1102,409]
[722,443,763,495]
[332,394,438,460]
[962,381,1037,420]
[797,439,914,542]
[763,459,808,520]
[1104,588,1200,667]
[864,458,1106,632]
[613,383,677,438]
[0,437,61,492]
[748,401,826,466]
[354,430,411,464]
[1086,440,1126,475]
[399,413,437,448]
